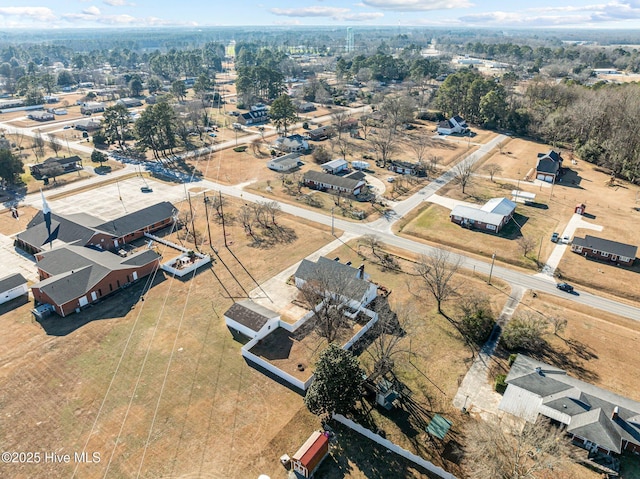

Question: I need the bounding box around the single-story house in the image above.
[267,153,301,172]
[308,126,334,141]
[0,273,28,305]
[74,118,102,131]
[294,257,377,311]
[28,110,55,121]
[272,134,308,153]
[536,150,563,183]
[571,235,637,267]
[296,101,316,113]
[116,98,143,108]
[303,170,365,196]
[321,158,348,174]
[344,170,366,181]
[30,156,82,180]
[31,245,160,317]
[80,102,105,114]
[437,115,468,135]
[388,160,426,177]
[16,201,176,254]
[499,354,640,456]
[450,197,516,233]
[335,117,359,132]
[223,300,280,340]
[291,431,330,478]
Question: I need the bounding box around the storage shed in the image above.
[0,273,28,305]
[291,431,329,478]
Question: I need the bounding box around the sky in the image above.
[1,1,640,29]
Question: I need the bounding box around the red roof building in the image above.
[292,431,329,478]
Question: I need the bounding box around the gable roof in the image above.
[321,158,348,171]
[451,197,515,227]
[18,210,98,249]
[303,170,364,191]
[572,235,637,259]
[502,354,640,454]
[293,431,329,471]
[536,150,563,174]
[0,273,27,292]
[268,153,301,168]
[294,257,370,302]
[93,201,175,237]
[224,300,279,332]
[33,245,159,305]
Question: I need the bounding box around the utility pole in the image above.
[537,236,543,267]
[188,192,199,252]
[488,252,496,285]
[331,206,335,236]
[219,190,228,247]
[203,192,213,249]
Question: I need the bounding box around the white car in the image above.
[560,235,571,244]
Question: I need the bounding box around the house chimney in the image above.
[357,264,365,279]
[612,406,619,420]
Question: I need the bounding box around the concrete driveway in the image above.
[540,213,603,277]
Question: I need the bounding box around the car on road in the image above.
[556,282,574,293]
[208,133,217,137]
[63,125,72,129]
[560,235,571,244]
[551,232,559,243]
[140,186,153,193]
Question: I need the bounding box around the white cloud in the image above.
[104,0,130,5]
[83,6,102,16]
[0,7,56,22]
[360,0,472,11]
[270,6,351,17]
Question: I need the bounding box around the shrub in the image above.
[495,374,507,394]
[233,145,247,152]
[508,353,518,366]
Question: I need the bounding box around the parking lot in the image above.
[47,176,192,220]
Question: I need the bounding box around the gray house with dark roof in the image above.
[31,245,160,317]
[571,235,637,267]
[223,300,280,339]
[30,156,82,180]
[536,150,563,182]
[303,170,365,196]
[499,354,640,455]
[294,257,377,311]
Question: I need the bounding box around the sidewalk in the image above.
[452,285,526,419]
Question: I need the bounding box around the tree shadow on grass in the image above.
[522,339,599,383]
[317,420,445,479]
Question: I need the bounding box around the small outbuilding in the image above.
[321,158,348,174]
[291,431,330,478]
[0,273,28,305]
[223,300,280,340]
[267,153,301,172]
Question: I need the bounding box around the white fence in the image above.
[241,338,313,391]
[162,254,211,277]
[332,414,458,479]
[242,304,378,392]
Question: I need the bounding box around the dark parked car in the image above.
[551,232,559,243]
[140,186,153,193]
[556,282,574,293]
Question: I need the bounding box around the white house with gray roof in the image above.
[267,153,301,172]
[224,300,280,340]
[450,197,516,233]
[499,354,640,455]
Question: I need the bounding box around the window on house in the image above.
[602,252,609,257]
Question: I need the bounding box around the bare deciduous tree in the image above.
[370,128,397,168]
[47,133,62,156]
[517,236,537,258]
[360,234,382,259]
[239,205,254,238]
[366,299,414,379]
[414,249,461,315]
[463,418,572,479]
[484,163,503,182]
[549,316,568,336]
[452,158,476,194]
[32,130,46,162]
[334,136,351,160]
[331,108,352,140]
[409,135,430,165]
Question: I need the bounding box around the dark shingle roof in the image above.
[536,150,563,174]
[17,211,98,249]
[504,354,640,454]
[93,201,175,237]
[0,273,27,292]
[295,257,370,302]
[572,235,637,259]
[224,300,279,332]
[303,170,363,191]
[33,245,160,305]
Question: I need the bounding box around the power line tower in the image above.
[346,27,355,53]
